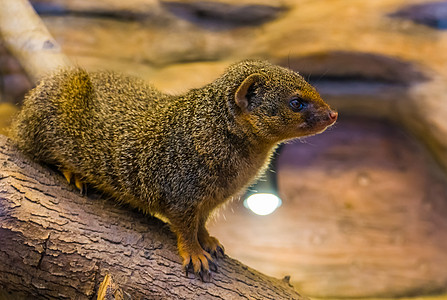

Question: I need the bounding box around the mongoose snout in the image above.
[316,109,338,132]
[329,110,338,122]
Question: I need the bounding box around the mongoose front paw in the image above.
[199,235,225,258]
[181,248,218,281]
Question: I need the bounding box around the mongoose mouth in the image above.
[300,110,338,135]
[316,110,338,133]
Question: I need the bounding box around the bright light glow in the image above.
[244,193,282,216]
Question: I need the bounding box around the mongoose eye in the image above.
[289,97,307,112]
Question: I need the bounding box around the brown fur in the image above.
[12,60,337,278]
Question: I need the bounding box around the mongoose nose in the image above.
[329,110,338,122]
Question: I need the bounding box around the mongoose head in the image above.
[225,60,337,143]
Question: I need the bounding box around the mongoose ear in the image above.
[235,73,266,112]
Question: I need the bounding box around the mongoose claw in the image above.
[186,261,211,281]
[62,169,72,184]
[74,176,86,195]
[199,234,225,258]
[216,245,225,258]
[208,260,218,273]
[182,250,216,281]
[199,266,211,282]
[208,244,225,259]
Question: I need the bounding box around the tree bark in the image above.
[0,135,308,300]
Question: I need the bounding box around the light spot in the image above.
[244,193,281,216]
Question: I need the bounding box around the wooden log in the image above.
[0,134,308,299]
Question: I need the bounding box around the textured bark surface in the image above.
[0,135,307,300]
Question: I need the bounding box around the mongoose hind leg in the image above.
[62,169,86,195]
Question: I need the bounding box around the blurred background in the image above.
[1,0,447,299]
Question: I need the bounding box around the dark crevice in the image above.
[31,3,152,21]
[390,1,447,30]
[277,51,429,95]
[10,184,25,194]
[21,183,58,198]
[306,78,409,97]
[306,75,407,85]
[89,261,101,300]
[37,233,51,270]
[161,1,286,30]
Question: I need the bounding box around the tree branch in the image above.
[0,135,308,299]
[0,0,72,83]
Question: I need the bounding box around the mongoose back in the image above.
[12,60,337,278]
